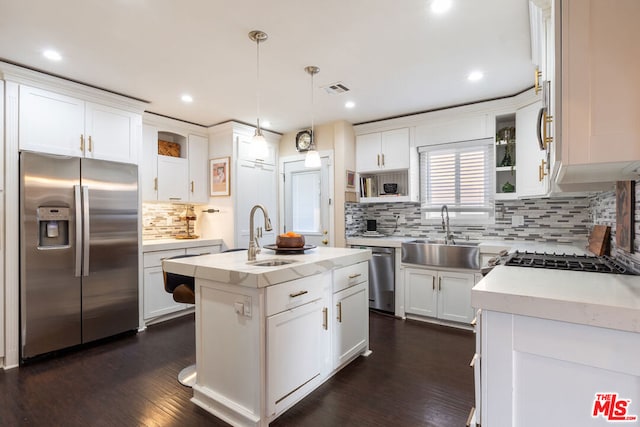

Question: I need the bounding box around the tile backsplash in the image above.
[143,203,204,240]
[346,181,640,272]
[346,196,591,244]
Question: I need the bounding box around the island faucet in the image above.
[248,204,273,261]
[441,204,455,245]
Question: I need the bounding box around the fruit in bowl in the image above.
[276,231,305,248]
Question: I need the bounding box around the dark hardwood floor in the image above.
[0,312,474,426]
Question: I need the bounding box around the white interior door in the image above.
[283,156,331,247]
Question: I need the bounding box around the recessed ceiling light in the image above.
[345,101,356,109]
[468,71,484,82]
[262,120,271,128]
[181,94,193,103]
[431,0,452,14]
[43,49,62,61]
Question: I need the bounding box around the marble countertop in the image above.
[162,246,371,288]
[472,265,640,333]
[142,238,224,252]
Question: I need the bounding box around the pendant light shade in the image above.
[249,30,269,159]
[304,65,321,168]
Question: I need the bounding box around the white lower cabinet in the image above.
[142,244,221,324]
[404,267,479,325]
[267,298,325,417]
[332,261,369,369]
[480,310,640,427]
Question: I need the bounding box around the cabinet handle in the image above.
[534,67,542,94]
[470,316,477,327]
[191,181,194,193]
[169,197,181,201]
[438,277,442,291]
[539,159,548,182]
[80,134,85,151]
[88,135,93,152]
[377,154,380,166]
[543,110,554,148]
[154,177,158,191]
[381,153,385,166]
[289,290,308,298]
[432,276,435,290]
[348,273,361,279]
[322,307,328,330]
[336,302,342,323]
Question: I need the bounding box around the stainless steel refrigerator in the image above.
[20,152,139,360]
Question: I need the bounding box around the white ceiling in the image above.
[0,0,535,134]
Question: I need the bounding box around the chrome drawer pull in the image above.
[289,290,308,298]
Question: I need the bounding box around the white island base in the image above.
[164,248,372,426]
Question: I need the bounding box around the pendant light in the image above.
[249,30,269,159]
[304,65,321,168]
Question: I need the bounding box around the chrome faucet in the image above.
[248,204,273,261]
[441,204,455,245]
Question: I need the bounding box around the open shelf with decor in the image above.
[495,113,517,199]
[358,170,412,203]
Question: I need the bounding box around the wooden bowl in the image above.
[276,235,305,248]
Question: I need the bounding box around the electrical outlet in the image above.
[346,214,353,224]
[512,215,524,227]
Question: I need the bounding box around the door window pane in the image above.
[292,171,321,233]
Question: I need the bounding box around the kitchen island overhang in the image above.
[163,247,373,427]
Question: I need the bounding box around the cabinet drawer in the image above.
[266,274,325,317]
[333,261,368,293]
[185,245,221,256]
[143,249,186,268]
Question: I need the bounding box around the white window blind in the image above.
[419,138,494,221]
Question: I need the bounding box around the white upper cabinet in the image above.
[19,85,140,164]
[188,134,209,203]
[356,128,410,173]
[516,100,548,197]
[141,120,209,203]
[556,0,640,185]
[157,155,189,202]
[237,133,277,165]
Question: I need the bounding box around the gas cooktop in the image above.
[499,251,637,275]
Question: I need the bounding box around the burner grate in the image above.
[502,251,634,275]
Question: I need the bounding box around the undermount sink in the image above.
[401,239,480,270]
[248,259,298,267]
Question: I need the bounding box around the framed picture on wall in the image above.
[210,157,230,196]
[346,170,356,189]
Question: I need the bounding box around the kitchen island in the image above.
[471,266,640,427]
[163,247,372,427]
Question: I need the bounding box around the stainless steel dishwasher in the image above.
[358,246,395,314]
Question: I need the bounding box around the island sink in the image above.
[401,239,480,270]
[248,259,298,267]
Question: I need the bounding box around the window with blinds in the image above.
[419,138,495,222]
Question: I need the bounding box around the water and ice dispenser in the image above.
[37,207,70,248]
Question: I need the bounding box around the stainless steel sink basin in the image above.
[401,239,480,270]
[248,259,298,267]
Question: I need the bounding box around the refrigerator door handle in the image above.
[82,185,90,276]
[74,185,83,277]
